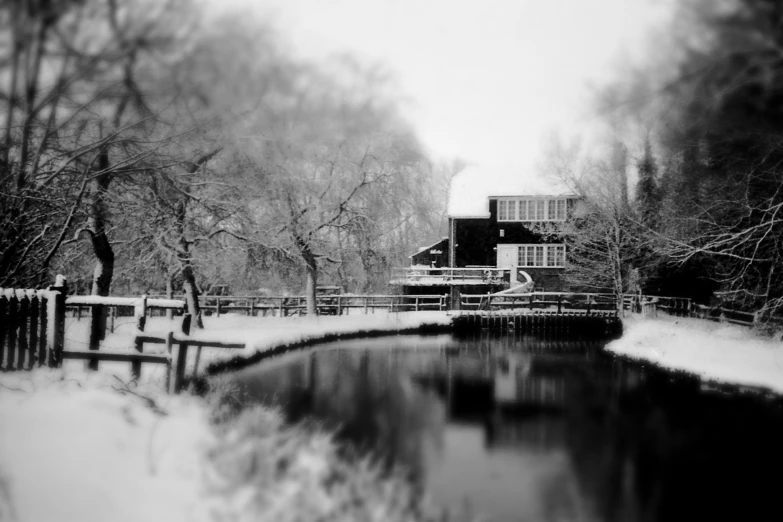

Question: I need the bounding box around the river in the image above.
[223,332,783,522]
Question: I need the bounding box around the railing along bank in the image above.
[67,293,450,319]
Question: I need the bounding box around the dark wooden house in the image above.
[392,166,578,297]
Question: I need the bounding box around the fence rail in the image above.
[67,293,449,318]
[390,267,511,285]
[5,277,780,391]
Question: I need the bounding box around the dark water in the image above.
[224,333,783,522]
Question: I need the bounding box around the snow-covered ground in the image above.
[0,371,212,522]
[60,311,452,381]
[607,313,783,394]
[7,308,783,521]
[0,312,453,522]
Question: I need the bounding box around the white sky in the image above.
[221,0,673,172]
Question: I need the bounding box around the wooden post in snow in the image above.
[7,290,18,370]
[170,313,191,394]
[27,290,39,370]
[0,291,6,369]
[16,290,28,370]
[38,290,48,367]
[131,295,148,379]
[47,275,67,368]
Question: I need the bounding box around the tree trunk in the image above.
[169,148,221,328]
[305,256,318,316]
[175,198,203,328]
[87,150,115,369]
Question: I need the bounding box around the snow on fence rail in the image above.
[0,282,243,392]
[67,293,449,318]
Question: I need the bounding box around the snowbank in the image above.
[198,311,452,367]
[607,314,783,394]
[0,371,214,522]
[61,311,452,378]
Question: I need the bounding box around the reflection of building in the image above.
[392,166,579,300]
[486,415,568,452]
[494,354,566,408]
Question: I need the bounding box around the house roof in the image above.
[409,237,449,258]
[447,166,578,218]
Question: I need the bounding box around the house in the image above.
[409,237,449,268]
[392,166,579,299]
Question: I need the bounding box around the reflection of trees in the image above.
[565,357,783,522]
[308,349,446,486]
[232,336,783,522]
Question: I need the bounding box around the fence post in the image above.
[88,293,109,370]
[38,290,47,366]
[165,331,174,391]
[47,275,67,368]
[131,295,148,379]
[27,290,38,370]
[216,296,221,318]
[250,298,255,317]
[16,290,29,370]
[6,290,18,370]
[415,296,419,312]
[170,313,191,394]
[0,290,7,370]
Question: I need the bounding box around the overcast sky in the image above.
[225,0,673,172]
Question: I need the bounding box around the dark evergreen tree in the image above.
[635,139,660,230]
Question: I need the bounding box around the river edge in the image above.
[4,311,779,521]
[0,313,460,522]
[606,313,783,396]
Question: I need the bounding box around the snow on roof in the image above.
[447,166,578,218]
[409,237,449,258]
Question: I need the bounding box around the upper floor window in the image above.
[497,197,568,222]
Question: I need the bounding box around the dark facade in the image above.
[410,238,450,267]
[449,198,575,291]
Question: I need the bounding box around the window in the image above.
[535,200,545,220]
[547,200,557,220]
[556,199,567,220]
[496,197,569,222]
[515,244,566,267]
[519,200,528,221]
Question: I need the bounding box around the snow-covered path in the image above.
[607,314,783,394]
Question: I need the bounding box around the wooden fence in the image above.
[67,293,450,318]
[0,288,53,371]
[1,281,245,393]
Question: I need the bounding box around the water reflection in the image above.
[225,333,783,522]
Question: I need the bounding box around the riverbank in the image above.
[607,314,783,394]
[0,312,456,522]
[59,311,452,380]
